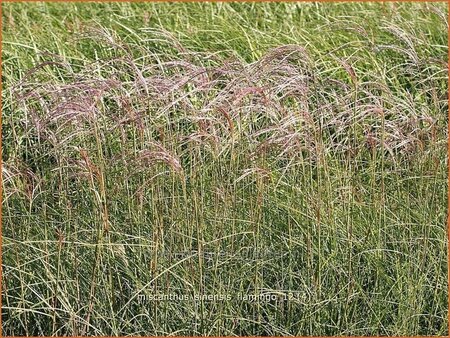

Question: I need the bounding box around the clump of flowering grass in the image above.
[2,2,448,336]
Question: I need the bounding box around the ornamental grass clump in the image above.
[2,2,447,336]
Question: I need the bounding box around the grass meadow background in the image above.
[2,2,449,336]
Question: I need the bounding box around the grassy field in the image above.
[1,2,448,336]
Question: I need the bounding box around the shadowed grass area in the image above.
[2,2,448,336]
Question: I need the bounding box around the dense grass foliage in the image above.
[2,2,448,336]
